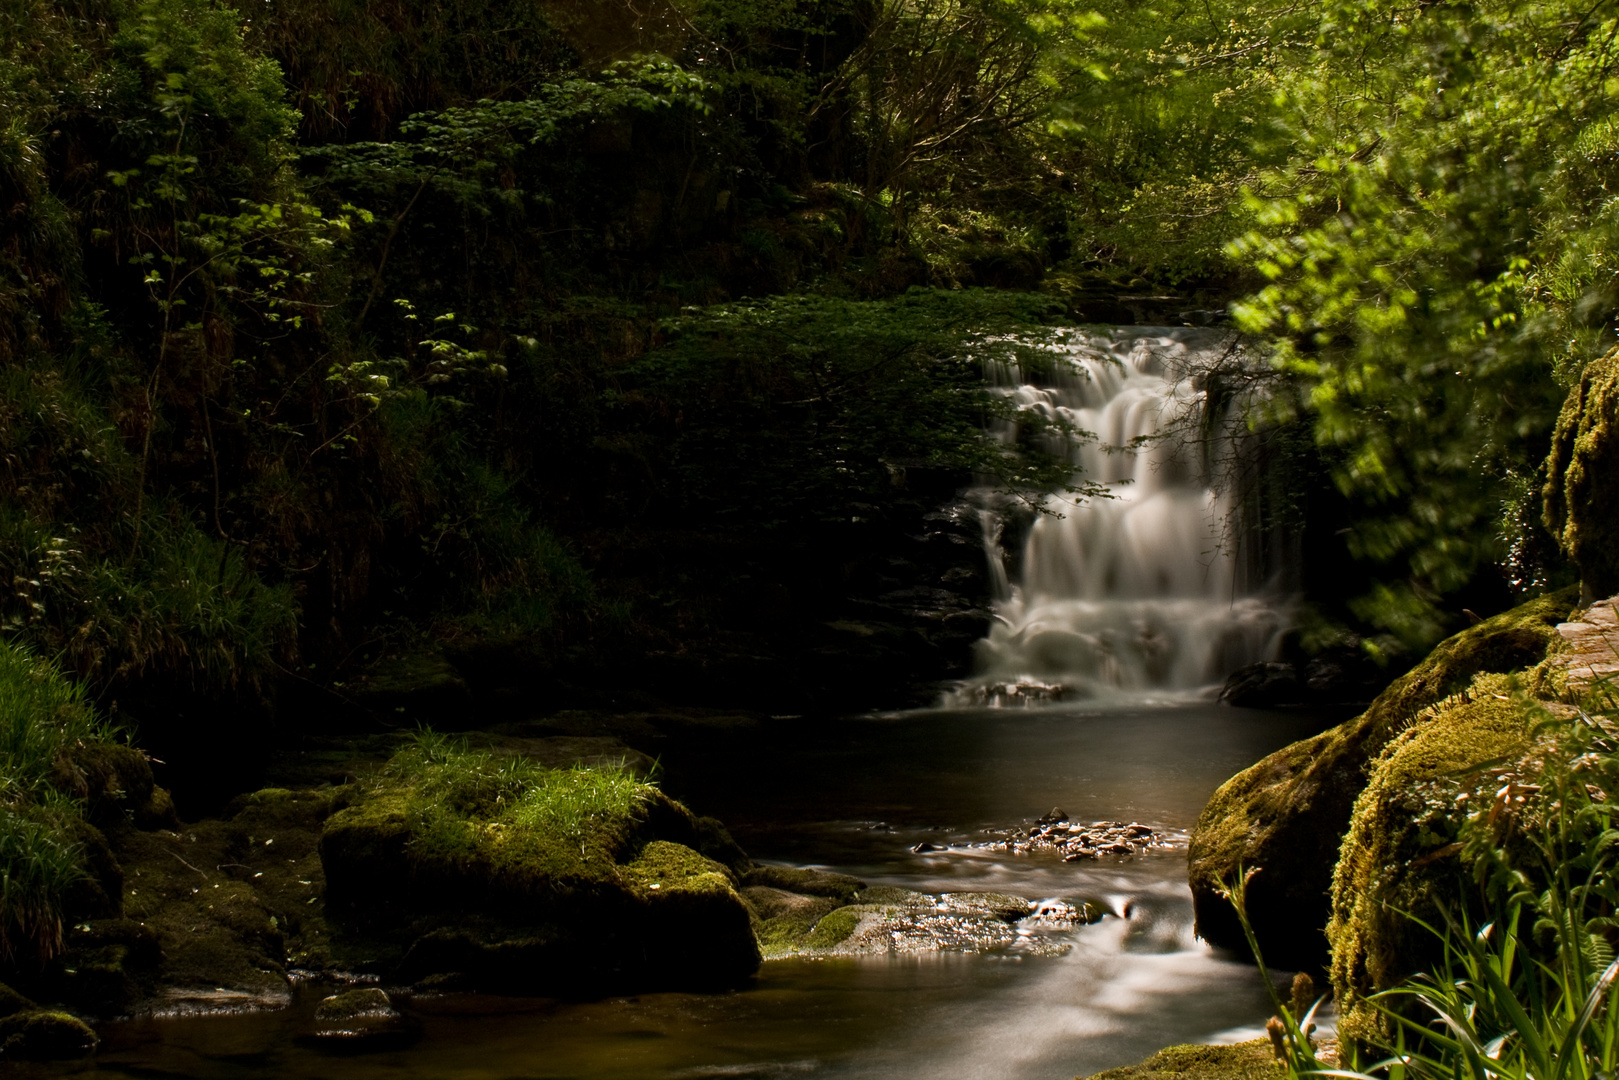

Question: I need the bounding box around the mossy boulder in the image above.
[1545,347,1619,600]
[311,987,415,1045]
[0,1009,98,1059]
[1188,587,1579,969]
[318,742,761,993]
[1079,1040,1278,1080]
[1328,672,1533,1043]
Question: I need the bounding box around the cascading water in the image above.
[957,326,1293,705]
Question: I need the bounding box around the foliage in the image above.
[0,643,119,966]
[628,287,1097,528]
[1226,0,1619,645]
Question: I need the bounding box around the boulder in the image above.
[318,742,761,993]
[1188,587,1579,969]
[1545,347,1619,601]
[1327,672,1532,1042]
[0,1010,97,1060]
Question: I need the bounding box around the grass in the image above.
[381,729,657,846]
[0,641,121,964]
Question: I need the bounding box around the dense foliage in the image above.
[0,0,1615,730]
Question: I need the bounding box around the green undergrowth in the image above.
[0,641,120,965]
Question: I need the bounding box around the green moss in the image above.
[1188,587,1579,968]
[741,887,839,957]
[1329,672,1534,1043]
[1080,1041,1279,1080]
[0,982,33,1019]
[804,907,864,950]
[740,865,862,905]
[319,734,761,991]
[0,1009,97,1059]
[1545,347,1619,597]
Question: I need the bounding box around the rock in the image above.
[1550,597,1619,699]
[740,865,863,905]
[1219,662,1302,708]
[1328,672,1532,1043]
[1220,649,1388,709]
[0,1010,98,1060]
[1544,346,1619,600]
[311,987,415,1045]
[1188,586,1580,970]
[1080,1040,1280,1080]
[1036,807,1070,825]
[911,841,945,853]
[319,743,761,994]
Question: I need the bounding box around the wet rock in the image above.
[1219,662,1301,708]
[970,819,1166,859]
[910,841,946,853]
[1036,808,1070,826]
[312,988,416,1046]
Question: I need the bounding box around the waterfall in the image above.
[955,326,1292,706]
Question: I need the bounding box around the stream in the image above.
[38,327,1330,1079]
[43,699,1342,1080]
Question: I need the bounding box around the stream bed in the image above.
[40,700,1342,1080]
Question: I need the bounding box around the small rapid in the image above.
[959,327,1293,705]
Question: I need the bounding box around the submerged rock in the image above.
[311,987,415,1045]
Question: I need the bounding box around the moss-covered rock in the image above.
[1079,1040,1278,1080]
[0,1009,98,1059]
[1188,587,1579,968]
[311,987,415,1045]
[1328,672,1532,1042]
[1545,347,1619,600]
[318,739,761,993]
[741,865,864,905]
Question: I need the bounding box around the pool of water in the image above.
[41,701,1342,1080]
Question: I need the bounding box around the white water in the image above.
[959,327,1292,705]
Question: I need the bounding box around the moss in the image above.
[1081,1041,1278,1080]
[0,1009,97,1059]
[741,887,839,958]
[1329,672,1533,1043]
[0,983,32,1020]
[321,737,761,992]
[741,865,863,905]
[1188,587,1579,969]
[315,987,394,1023]
[1544,347,1619,598]
[804,906,864,950]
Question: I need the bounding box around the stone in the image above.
[1188,587,1580,970]
[312,987,415,1045]
[1551,597,1619,699]
[1544,347,1619,599]
[0,1010,98,1060]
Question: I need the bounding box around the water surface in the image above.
[45,702,1341,1080]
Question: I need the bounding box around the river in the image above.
[47,699,1341,1080]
